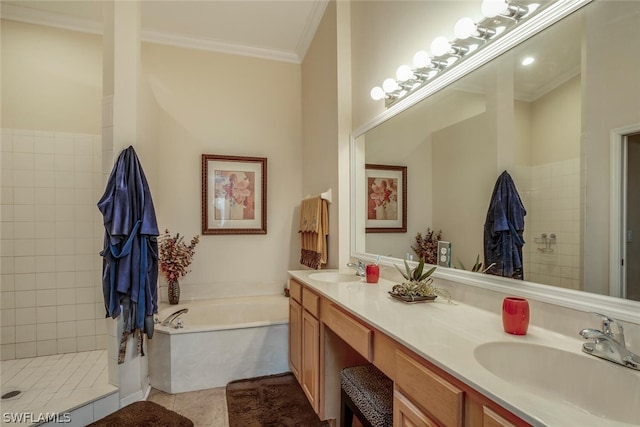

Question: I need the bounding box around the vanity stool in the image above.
[340,364,393,427]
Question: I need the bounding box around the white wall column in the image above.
[101,0,148,406]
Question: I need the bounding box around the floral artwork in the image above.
[214,171,255,220]
[365,164,407,233]
[202,154,267,235]
[368,177,398,220]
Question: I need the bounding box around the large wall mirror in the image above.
[352,0,640,313]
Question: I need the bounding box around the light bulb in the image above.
[396,65,414,82]
[431,36,451,57]
[413,51,431,68]
[370,86,385,100]
[454,17,476,39]
[481,0,508,18]
[382,78,400,93]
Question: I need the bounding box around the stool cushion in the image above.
[341,365,393,427]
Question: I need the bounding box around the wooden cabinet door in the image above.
[482,407,517,427]
[301,309,320,412]
[394,389,439,427]
[289,298,302,381]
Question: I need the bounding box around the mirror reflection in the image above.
[354,0,640,301]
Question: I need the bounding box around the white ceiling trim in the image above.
[0,1,328,64]
[295,0,328,62]
[142,29,300,63]
[0,2,103,35]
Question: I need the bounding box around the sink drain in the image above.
[2,390,21,399]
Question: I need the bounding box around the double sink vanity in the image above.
[287,270,640,427]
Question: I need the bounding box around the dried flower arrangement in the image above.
[158,229,200,284]
[411,228,442,264]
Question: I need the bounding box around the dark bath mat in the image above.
[88,400,193,427]
[226,372,330,427]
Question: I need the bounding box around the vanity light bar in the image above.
[370,0,542,107]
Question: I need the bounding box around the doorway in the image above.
[625,133,640,301]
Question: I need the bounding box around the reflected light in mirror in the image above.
[521,56,535,65]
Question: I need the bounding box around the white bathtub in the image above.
[148,295,290,394]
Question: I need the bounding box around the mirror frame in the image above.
[350,0,640,324]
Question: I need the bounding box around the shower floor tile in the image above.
[0,350,116,425]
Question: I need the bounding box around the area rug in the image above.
[226,372,330,427]
[88,400,193,427]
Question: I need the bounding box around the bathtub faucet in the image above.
[161,308,189,328]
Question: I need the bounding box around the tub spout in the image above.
[161,308,189,327]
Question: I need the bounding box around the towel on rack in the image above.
[299,196,329,269]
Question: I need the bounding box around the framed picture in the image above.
[201,154,267,235]
[365,164,407,233]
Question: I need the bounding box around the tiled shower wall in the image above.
[525,158,582,290]
[0,129,106,360]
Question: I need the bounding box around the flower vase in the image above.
[168,280,180,305]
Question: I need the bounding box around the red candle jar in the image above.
[365,264,379,284]
[502,297,530,335]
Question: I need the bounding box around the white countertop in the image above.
[289,269,640,427]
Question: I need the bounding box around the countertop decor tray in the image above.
[388,292,437,304]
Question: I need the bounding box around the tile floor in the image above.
[0,350,116,426]
[148,387,229,427]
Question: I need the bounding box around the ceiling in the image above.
[0,0,329,63]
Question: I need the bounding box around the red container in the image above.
[502,297,529,335]
[366,264,380,284]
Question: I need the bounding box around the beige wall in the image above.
[530,75,581,165]
[142,43,302,297]
[1,20,102,134]
[582,1,640,294]
[301,1,341,268]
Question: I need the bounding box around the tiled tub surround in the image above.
[524,158,582,290]
[0,129,106,360]
[0,350,117,427]
[290,269,640,426]
[148,295,290,394]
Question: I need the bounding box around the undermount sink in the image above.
[308,272,362,283]
[474,342,640,424]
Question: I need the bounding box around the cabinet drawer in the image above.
[302,288,320,318]
[395,350,464,427]
[322,302,372,361]
[289,279,302,303]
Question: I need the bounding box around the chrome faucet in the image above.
[579,312,640,370]
[346,259,366,277]
[161,308,189,328]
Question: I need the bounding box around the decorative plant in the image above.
[158,229,200,284]
[456,255,495,274]
[411,228,443,265]
[391,259,451,302]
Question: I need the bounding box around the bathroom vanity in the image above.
[288,270,640,427]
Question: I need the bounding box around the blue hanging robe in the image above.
[98,146,159,363]
[483,171,526,280]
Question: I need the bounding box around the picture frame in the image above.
[365,164,407,233]
[201,154,267,235]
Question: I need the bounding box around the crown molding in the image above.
[142,30,300,63]
[296,0,329,63]
[0,2,313,64]
[0,2,103,35]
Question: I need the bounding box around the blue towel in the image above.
[483,171,526,280]
[98,146,159,340]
